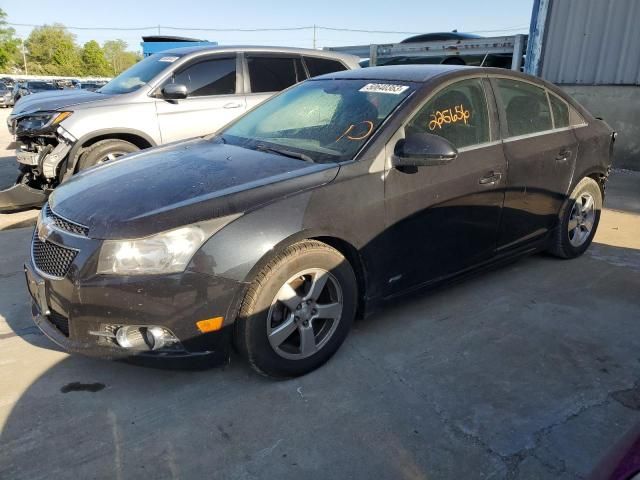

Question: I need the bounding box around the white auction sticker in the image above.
[159,56,179,63]
[359,83,410,95]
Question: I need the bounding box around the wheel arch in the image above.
[573,166,609,197]
[65,128,157,176]
[238,230,369,319]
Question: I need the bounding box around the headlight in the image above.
[96,215,241,275]
[17,111,72,132]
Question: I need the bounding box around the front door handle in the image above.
[556,149,571,162]
[479,172,502,185]
[223,102,243,109]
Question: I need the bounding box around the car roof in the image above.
[311,64,539,84]
[401,32,484,43]
[159,45,360,65]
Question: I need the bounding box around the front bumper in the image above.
[25,251,245,368]
[0,182,48,213]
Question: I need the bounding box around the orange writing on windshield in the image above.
[336,120,375,141]
[428,105,471,131]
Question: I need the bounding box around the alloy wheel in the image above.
[267,268,343,360]
[568,192,596,247]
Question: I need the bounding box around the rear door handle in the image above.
[223,102,243,109]
[479,172,502,185]
[556,149,571,162]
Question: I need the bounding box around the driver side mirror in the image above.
[392,132,458,168]
[162,83,188,100]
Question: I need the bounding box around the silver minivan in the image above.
[2,46,359,212]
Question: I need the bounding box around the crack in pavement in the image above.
[352,341,640,479]
[0,270,22,279]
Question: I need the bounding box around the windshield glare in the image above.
[220,79,414,163]
[98,53,182,95]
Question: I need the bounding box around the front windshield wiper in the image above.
[255,144,314,163]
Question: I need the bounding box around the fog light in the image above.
[114,326,179,351]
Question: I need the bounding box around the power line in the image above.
[7,22,529,36]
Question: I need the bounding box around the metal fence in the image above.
[539,0,640,85]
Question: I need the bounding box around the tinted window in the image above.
[549,93,569,128]
[496,79,552,137]
[304,56,347,78]
[171,57,236,96]
[28,82,56,90]
[406,78,490,149]
[247,56,305,93]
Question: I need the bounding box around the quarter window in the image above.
[304,56,347,78]
[495,79,552,137]
[406,78,490,149]
[170,57,236,97]
[247,56,306,93]
[549,93,569,128]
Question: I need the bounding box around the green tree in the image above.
[25,24,82,75]
[103,39,140,75]
[0,8,20,72]
[81,40,110,76]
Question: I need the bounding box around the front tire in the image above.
[548,177,602,259]
[235,240,357,378]
[77,139,139,171]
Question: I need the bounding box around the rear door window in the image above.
[303,56,347,78]
[548,93,569,128]
[495,78,552,137]
[247,56,306,93]
[170,57,237,97]
[406,78,490,149]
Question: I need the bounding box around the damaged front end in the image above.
[0,111,75,213]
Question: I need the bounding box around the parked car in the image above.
[77,82,104,91]
[0,82,12,108]
[11,80,57,103]
[25,65,614,377]
[0,46,359,212]
[366,31,514,68]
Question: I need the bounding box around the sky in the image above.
[3,0,534,53]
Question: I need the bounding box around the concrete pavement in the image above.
[1,108,639,479]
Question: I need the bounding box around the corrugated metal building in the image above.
[527,0,640,169]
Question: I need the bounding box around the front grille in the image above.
[45,204,89,236]
[32,231,78,278]
[48,310,70,337]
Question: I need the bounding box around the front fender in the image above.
[190,192,313,283]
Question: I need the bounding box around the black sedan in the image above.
[25,65,615,377]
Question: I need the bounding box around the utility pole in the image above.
[312,24,317,49]
[20,39,28,75]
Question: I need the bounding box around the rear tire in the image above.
[77,139,139,171]
[235,240,357,378]
[548,177,602,259]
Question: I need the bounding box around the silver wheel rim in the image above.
[267,268,343,360]
[568,192,596,247]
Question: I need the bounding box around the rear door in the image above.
[243,54,307,111]
[383,77,506,294]
[155,54,245,142]
[491,77,578,251]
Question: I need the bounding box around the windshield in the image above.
[220,79,415,163]
[98,53,182,95]
[28,82,56,90]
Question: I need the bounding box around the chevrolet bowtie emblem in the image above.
[37,218,55,242]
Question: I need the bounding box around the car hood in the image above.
[12,90,115,116]
[50,138,339,239]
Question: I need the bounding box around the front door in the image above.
[155,55,246,143]
[384,77,506,294]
